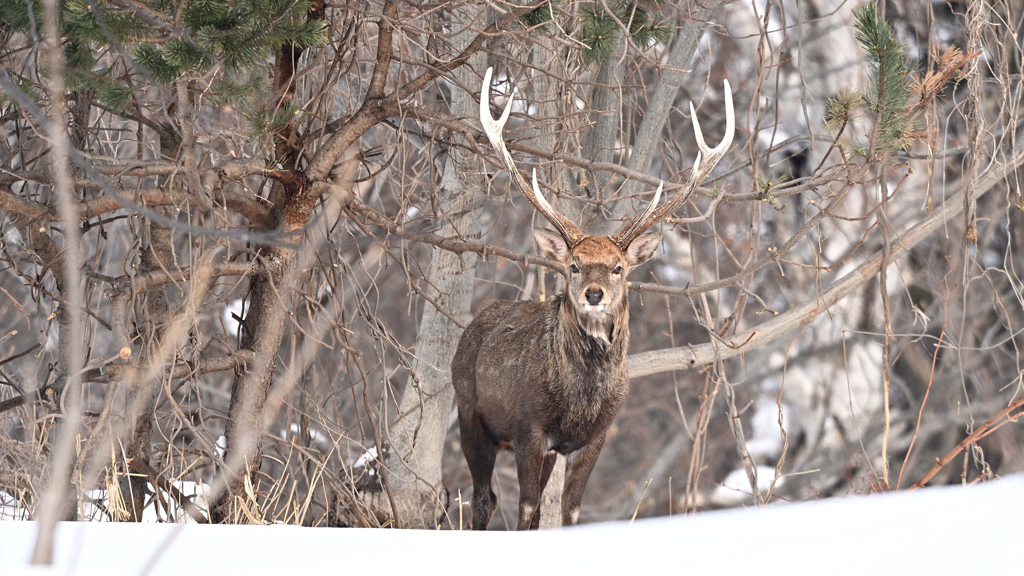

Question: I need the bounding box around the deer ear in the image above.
[626,231,661,266]
[533,228,569,262]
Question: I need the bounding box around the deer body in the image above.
[454,68,733,530]
[452,298,628,530]
[456,295,627,450]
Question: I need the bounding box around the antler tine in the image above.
[480,67,586,247]
[689,79,735,183]
[609,182,663,249]
[611,80,735,249]
[479,67,514,154]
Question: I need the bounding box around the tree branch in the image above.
[365,0,398,100]
[306,1,545,182]
[0,351,255,415]
[627,138,1024,378]
[620,0,730,210]
[909,397,1024,490]
[107,261,256,296]
[343,195,565,274]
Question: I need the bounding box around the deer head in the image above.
[479,67,735,340]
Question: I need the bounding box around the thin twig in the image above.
[910,398,1024,490]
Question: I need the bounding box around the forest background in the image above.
[1,0,1022,556]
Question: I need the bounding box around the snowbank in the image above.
[2,475,1021,575]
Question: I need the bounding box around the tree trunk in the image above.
[532,35,568,529]
[208,6,322,522]
[209,172,310,522]
[377,5,485,529]
[578,38,627,235]
[121,206,175,521]
[30,17,87,559]
[121,126,181,521]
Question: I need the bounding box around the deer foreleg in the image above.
[561,436,606,526]
[513,435,548,530]
[527,450,559,529]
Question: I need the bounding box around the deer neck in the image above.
[550,294,629,370]
[541,295,629,429]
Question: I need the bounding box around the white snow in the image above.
[351,446,377,469]
[279,423,329,449]
[349,446,378,476]
[710,465,784,507]
[743,395,789,460]
[0,491,29,521]
[2,475,1022,574]
[222,299,244,337]
[80,482,210,524]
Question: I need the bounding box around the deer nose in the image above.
[585,288,603,306]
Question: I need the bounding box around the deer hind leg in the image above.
[561,436,606,526]
[460,418,498,530]
[527,450,558,529]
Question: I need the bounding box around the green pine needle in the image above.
[186,0,230,28]
[94,77,134,112]
[632,14,673,50]
[131,44,182,84]
[211,72,270,110]
[825,87,863,132]
[162,38,209,72]
[578,3,621,66]
[851,1,917,153]
[577,2,674,66]
[521,2,560,33]
[64,38,97,71]
[0,72,41,106]
[249,102,300,138]
[0,0,331,139]
[0,0,40,33]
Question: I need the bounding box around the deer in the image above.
[452,67,734,530]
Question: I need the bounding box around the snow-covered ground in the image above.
[2,475,1021,575]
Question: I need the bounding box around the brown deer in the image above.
[452,67,734,530]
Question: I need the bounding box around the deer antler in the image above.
[480,67,587,248]
[611,80,735,250]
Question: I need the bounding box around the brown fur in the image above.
[452,231,660,529]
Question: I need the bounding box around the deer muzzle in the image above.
[580,287,610,314]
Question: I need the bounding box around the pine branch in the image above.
[852,1,916,154]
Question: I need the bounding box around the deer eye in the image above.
[612,265,623,275]
[570,263,579,273]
